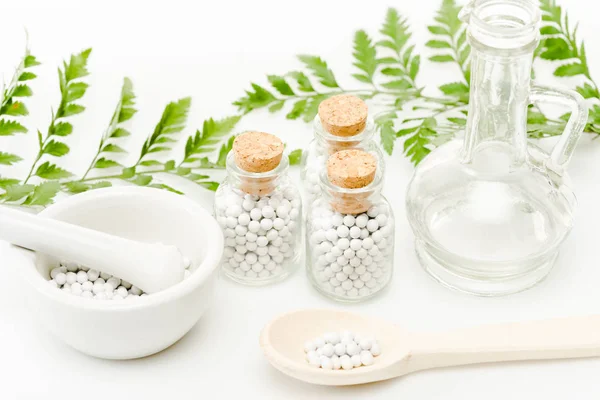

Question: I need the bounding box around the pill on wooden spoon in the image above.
[260,309,600,386]
[0,206,184,293]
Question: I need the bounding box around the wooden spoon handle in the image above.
[410,315,600,372]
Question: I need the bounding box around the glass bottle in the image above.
[214,131,302,285]
[301,94,377,207]
[406,0,588,296]
[307,148,394,302]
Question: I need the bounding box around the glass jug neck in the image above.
[461,0,541,165]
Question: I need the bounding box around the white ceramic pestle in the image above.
[0,206,185,293]
[261,309,600,386]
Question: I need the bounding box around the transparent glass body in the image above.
[307,150,394,302]
[214,153,302,285]
[406,0,588,296]
[301,116,377,207]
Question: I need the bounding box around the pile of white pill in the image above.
[215,186,301,281]
[308,202,394,300]
[304,331,381,370]
[48,258,192,300]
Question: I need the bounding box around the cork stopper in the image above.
[326,150,378,214]
[232,131,284,196]
[233,131,284,173]
[327,149,377,189]
[318,94,368,137]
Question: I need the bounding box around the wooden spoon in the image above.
[260,309,600,386]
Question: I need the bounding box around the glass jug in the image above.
[406,0,588,296]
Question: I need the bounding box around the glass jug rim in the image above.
[466,0,540,41]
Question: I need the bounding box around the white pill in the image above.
[359,338,373,350]
[260,218,273,231]
[273,218,285,230]
[304,341,316,353]
[130,286,142,296]
[331,355,342,370]
[260,206,274,219]
[350,239,362,251]
[245,253,258,264]
[355,214,368,228]
[116,286,128,297]
[226,217,238,229]
[106,277,120,288]
[322,343,335,357]
[379,238,388,249]
[50,267,63,279]
[367,219,379,232]
[320,357,334,370]
[334,343,346,356]
[242,199,255,212]
[340,355,353,370]
[308,355,321,368]
[372,231,383,243]
[266,229,279,241]
[353,279,365,288]
[341,280,353,290]
[331,214,344,227]
[376,214,388,227]
[362,237,374,249]
[65,272,76,285]
[249,220,261,233]
[246,270,258,278]
[337,238,350,250]
[252,262,264,272]
[276,205,289,219]
[55,273,67,285]
[343,215,355,227]
[351,354,362,367]
[323,332,340,345]
[360,350,374,366]
[227,204,243,218]
[325,229,337,242]
[329,278,341,287]
[342,265,354,275]
[349,226,361,239]
[238,213,251,226]
[350,257,361,267]
[370,342,381,356]
[336,225,349,238]
[367,206,378,218]
[268,198,280,209]
[121,280,132,289]
[346,342,360,356]
[92,283,104,294]
[249,208,262,220]
[234,225,247,236]
[343,249,355,259]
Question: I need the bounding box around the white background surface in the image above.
[1,0,600,398]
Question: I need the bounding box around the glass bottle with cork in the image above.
[307,148,394,302]
[214,131,302,285]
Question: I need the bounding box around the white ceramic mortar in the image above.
[12,186,223,359]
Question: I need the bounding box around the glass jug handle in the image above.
[529,83,588,175]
